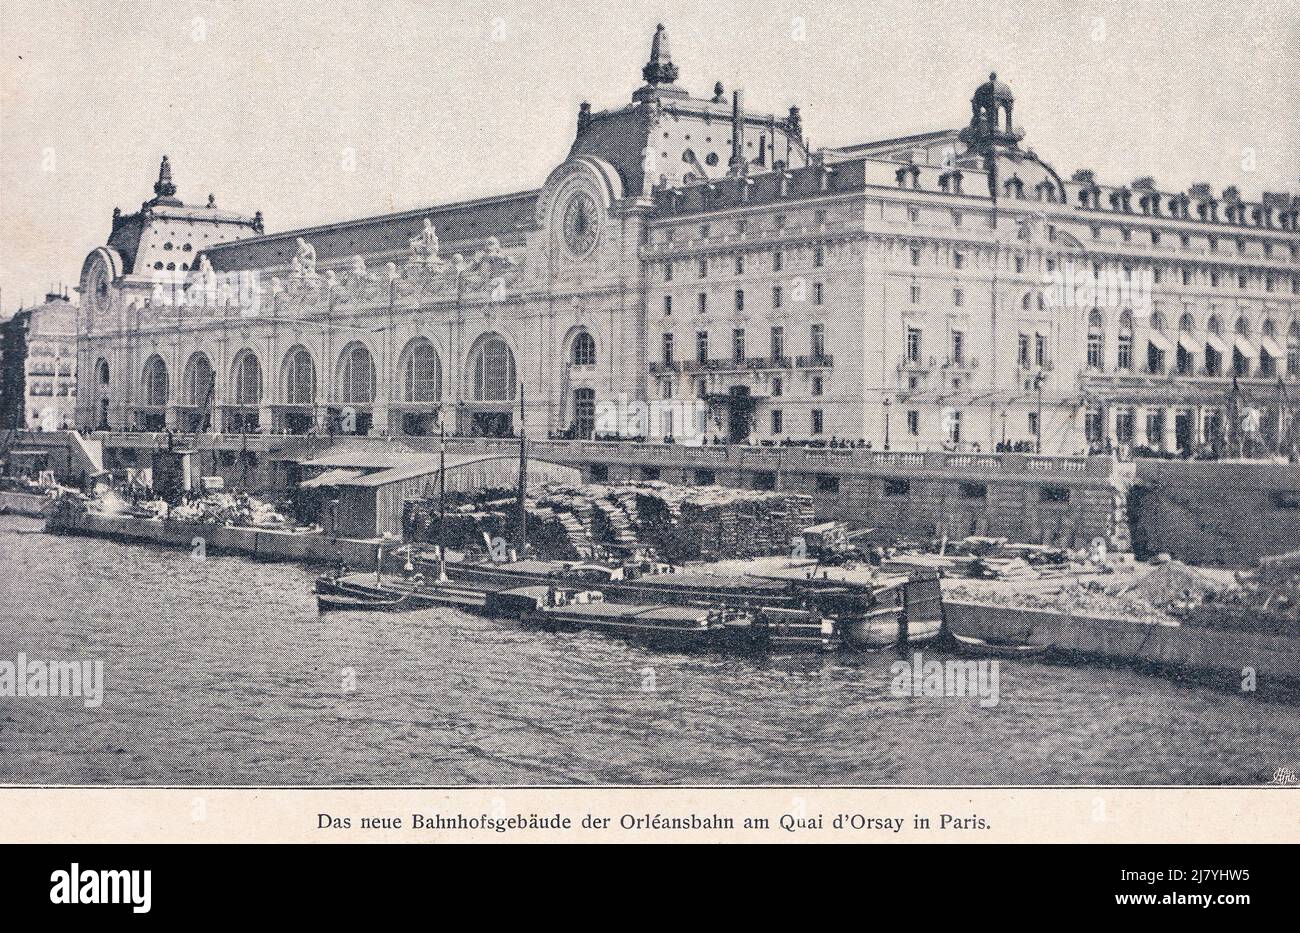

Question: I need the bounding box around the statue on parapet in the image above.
[294,237,317,278]
[409,219,441,265]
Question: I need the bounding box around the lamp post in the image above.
[1000,408,1007,446]
[1033,371,1046,454]
[883,396,892,451]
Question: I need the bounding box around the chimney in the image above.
[729,90,747,176]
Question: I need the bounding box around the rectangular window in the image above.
[910,247,921,266]
[663,295,673,315]
[907,410,919,436]
[698,257,708,278]
[1018,334,1030,369]
[771,376,783,397]
[1118,335,1133,371]
[661,333,674,366]
[734,289,745,312]
[906,327,921,364]
[813,282,823,305]
[1015,256,1025,274]
[951,330,964,366]
[947,409,962,443]
[1028,411,1039,436]
[814,246,824,267]
[911,284,921,304]
[1035,333,1046,368]
[775,214,786,230]
[1087,334,1103,370]
[770,326,784,360]
[735,255,745,275]
[953,287,964,307]
[732,328,745,362]
[1085,407,1103,442]
[773,251,784,272]
[884,478,911,497]
[1115,408,1134,443]
[664,262,673,281]
[810,409,823,435]
[811,375,823,396]
[772,285,783,308]
[770,409,783,434]
[697,293,708,314]
[696,331,709,364]
[954,252,964,270]
[810,323,825,358]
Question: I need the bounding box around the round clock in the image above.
[561,190,599,259]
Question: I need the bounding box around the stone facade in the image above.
[74,29,1300,457]
[1,292,78,430]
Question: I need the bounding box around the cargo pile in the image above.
[401,481,816,564]
[163,492,294,529]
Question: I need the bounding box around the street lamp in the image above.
[883,396,892,451]
[1033,371,1046,454]
[1000,408,1007,446]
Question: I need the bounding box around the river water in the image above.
[0,515,1295,785]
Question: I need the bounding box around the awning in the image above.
[1146,331,1173,354]
[1205,332,1229,355]
[1177,331,1203,354]
[300,469,367,489]
[1234,335,1257,358]
[1260,335,1284,359]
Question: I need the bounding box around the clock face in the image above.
[561,191,599,259]
[91,262,111,316]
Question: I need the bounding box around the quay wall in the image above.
[945,600,1300,686]
[0,490,56,517]
[1130,460,1300,566]
[49,511,384,569]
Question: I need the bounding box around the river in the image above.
[0,515,1295,785]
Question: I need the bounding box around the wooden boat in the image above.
[314,573,487,612]
[484,585,810,651]
[423,555,940,652]
[949,633,1048,659]
[316,589,409,613]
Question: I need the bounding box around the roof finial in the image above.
[642,23,679,87]
[154,154,176,199]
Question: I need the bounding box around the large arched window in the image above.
[571,331,596,367]
[284,348,316,405]
[470,335,516,402]
[231,351,262,406]
[337,342,376,405]
[182,353,213,406]
[141,355,169,407]
[401,339,442,403]
[96,359,110,387]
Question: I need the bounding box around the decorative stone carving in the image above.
[408,219,441,264]
[294,237,317,277]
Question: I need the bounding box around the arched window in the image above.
[96,359,110,386]
[337,343,376,405]
[1179,313,1195,333]
[284,348,316,405]
[232,352,262,406]
[1149,311,1166,332]
[182,353,213,406]
[1207,315,1222,336]
[1086,311,1105,370]
[1088,309,1104,330]
[1287,322,1300,376]
[1262,319,1276,339]
[141,355,169,407]
[470,335,516,402]
[402,339,442,403]
[571,332,596,367]
[1235,317,1250,337]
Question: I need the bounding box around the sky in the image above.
[1,0,1297,316]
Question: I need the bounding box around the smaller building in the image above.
[296,447,580,538]
[0,290,78,430]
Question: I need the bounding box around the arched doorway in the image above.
[397,337,443,436]
[226,350,263,434]
[334,342,376,435]
[180,352,214,431]
[464,333,517,436]
[279,346,317,434]
[137,354,168,430]
[93,358,111,429]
